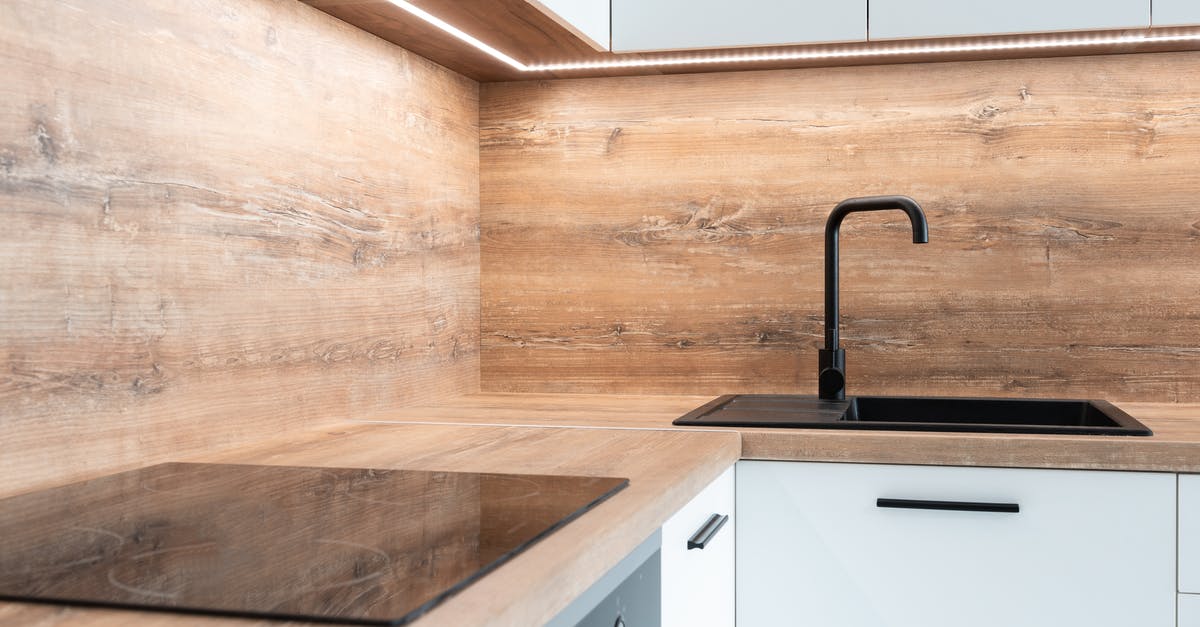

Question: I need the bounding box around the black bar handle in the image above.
[876,498,1019,513]
[687,513,730,550]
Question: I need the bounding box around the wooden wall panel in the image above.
[480,52,1200,400]
[0,0,480,497]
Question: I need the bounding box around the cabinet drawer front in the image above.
[661,465,734,627]
[737,461,1175,627]
[1183,474,1200,593]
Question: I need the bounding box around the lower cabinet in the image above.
[736,461,1176,627]
[547,531,662,627]
[573,548,662,627]
[1184,475,1200,627]
[549,466,734,627]
[1182,474,1199,594]
[661,466,735,627]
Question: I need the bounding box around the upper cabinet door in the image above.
[527,0,611,51]
[611,0,867,53]
[869,0,1150,40]
[1154,0,1200,26]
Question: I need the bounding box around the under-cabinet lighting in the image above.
[528,31,1200,72]
[387,1,1200,74]
[384,0,528,70]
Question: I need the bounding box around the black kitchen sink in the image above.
[673,394,1153,436]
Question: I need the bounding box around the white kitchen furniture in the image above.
[868,0,1149,39]
[547,465,734,627]
[528,0,611,50]
[1182,474,1200,627]
[1154,0,1200,26]
[661,466,735,627]
[610,0,865,52]
[737,461,1176,627]
[1182,594,1200,627]
[1183,474,1200,599]
[565,0,1167,53]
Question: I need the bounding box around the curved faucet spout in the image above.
[826,195,929,248]
[819,195,928,401]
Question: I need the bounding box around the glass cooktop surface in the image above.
[0,463,628,625]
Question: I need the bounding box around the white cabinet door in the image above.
[1154,0,1200,26]
[611,0,866,52]
[1182,594,1200,627]
[869,0,1149,40]
[527,0,610,51]
[661,465,734,627]
[737,461,1175,627]
[1183,474,1200,593]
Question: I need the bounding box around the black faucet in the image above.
[818,195,929,401]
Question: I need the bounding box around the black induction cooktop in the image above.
[0,462,628,624]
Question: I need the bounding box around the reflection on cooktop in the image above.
[0,463,628,625]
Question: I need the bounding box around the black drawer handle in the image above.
[877,498,1019,513]
[687,513,729,550]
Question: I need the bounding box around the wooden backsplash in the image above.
[480,52,1200,400]
[0,0,479,496]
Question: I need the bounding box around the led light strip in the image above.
[529,31,1200,72]
[385,0,528,70]
[386,0,1200,73]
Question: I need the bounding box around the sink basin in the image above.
[673,394,1152,436]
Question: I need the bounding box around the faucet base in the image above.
[818,348,846,400]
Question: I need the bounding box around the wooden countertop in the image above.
[4,392,1198,626]
[0,421,740,626]
[356,393,1200,473]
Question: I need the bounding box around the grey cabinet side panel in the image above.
[546,530,662,627]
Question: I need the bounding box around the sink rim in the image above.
[673,394,1154,436]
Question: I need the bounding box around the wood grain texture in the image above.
[355,393,1200,472]
[0,397,1197,624]
[206,424,738,627]
[298,0,1200,82]
[480,51,1200,400]
[0,423,739,625]
[0,423,737,627]
[0,604,251,627]
[0,0,480,499]
[736,403,1200,472]
[301,0,618,81]
[356,391,717,427]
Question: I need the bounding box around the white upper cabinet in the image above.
[869,0,1150,39]
[1154,0,1200,26]
[528,0,611,50]
[551,1,1170,56]
[611,0,867,52]
[1182,595,1200,627]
